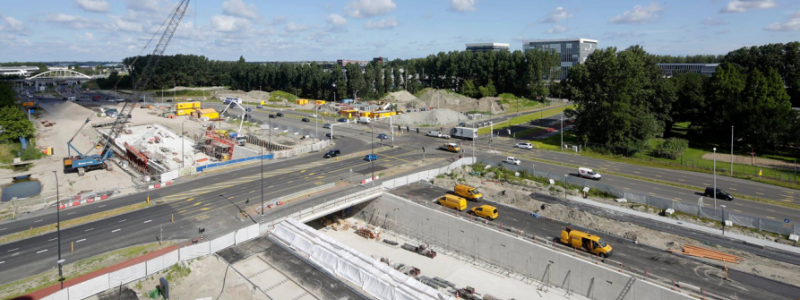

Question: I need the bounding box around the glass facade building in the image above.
[466,43,510,53]
[656,63,719,77]
[522,38,598,80]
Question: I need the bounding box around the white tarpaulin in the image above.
[234,227,248,244]
[210,232,235,253]
[310,246,340,273]
[41,289,68,300]
[68,274,109,300]
[364,276,396,300]
[336,261,366,286]
[428,168,440,177]
[290,235,315,255]
[382,179,395,189]
[408,173,419,183]
[162,250,179,269]
[246,224,260,241]
[396,176,408,187]
[146,255,165,276]
[272,224,297,243]
[180,242,209,261]
[108,262,146,287]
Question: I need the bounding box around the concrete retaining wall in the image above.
[356,194,691,300]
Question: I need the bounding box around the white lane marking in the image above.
[99,205,106,208]
[36,249,48,254]
[111,229,121,233]
[0,228,5,231]
[85,228,94,232]
[143,220,152,224]
[76,239,86,243]
[48,238,58,242]
[34,219,43,223]
[7,248,19,253]
[0,261,4,264]
[68,212,76,215]
[118,219,126,223]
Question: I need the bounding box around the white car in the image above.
[515,142,533,149]
[505,157,521,165]
[426,131,442,137]
[309,114,318,118]
[439,134,451,139]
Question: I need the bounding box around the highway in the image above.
[389,182,800,300]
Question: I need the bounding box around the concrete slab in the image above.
[101,123,212,171]
[232,255,312,300]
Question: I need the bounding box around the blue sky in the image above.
[0,0,799,62]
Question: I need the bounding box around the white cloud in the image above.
[450,0,475,12]
[542,7,572,23]
[2,16,29,35]
[765,11,800,31]
[285,22,310,32]
[44,13,104,29]
[700,17,727,26]
[222,0,260,20]
[546,24,568,34]
[721,0,776,13]
[364,17,398,29]
[610,3,666,24]
[75,0,110,13]
[109,15,143,32]
[267,16,287,26]
[327,13,347,29]
[345,0,397,18]
[126,0,162,12]
[76,32,94,40]
[211,15,252,32]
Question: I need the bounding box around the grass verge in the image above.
[0,202,151,245]
[0,241,171,299]
[478,104,574,135]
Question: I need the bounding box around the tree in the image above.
[667,72,705,136]
[0,106,34,141]
[478,80,497,98]
[383,68,392,95]
[461,80,478,98]
[0,82,17,107]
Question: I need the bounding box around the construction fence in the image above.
[194,140,332,172]
[380,157,477,190]
[1,188,122,219]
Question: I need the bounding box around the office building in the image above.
[466,43,510,52]
[522,38,598,80]
[0,66,40,77]
[656,63,719,77]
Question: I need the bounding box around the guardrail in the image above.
[259,186,383,232]
[257,182,336,213]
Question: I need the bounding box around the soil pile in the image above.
[391,109,466,127]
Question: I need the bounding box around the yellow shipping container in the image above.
[296,99,309,105]
[176,108,196,116]
[314,100,326,105]
[176,102,200,110]
[193,108,219,120]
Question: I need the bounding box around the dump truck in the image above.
[439,143,461,153]
[450,127,477,140]
[558,227,613,258]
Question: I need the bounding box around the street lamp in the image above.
[730,126,734,176]
[332,83,337,104]
[560,111,564,150]
[371,121,375,185]
[720,204,726,235]
[260,146,264,216]
[713,147,717,210]
[436,86,440,110]
[52,171,65,289]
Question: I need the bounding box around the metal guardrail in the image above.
[260,186,383,229]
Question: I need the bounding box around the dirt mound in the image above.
[382,90,426,109]
[391,109,465,127]
[167,86,226,92]
[415,89,503,114]
[216,90,272,103]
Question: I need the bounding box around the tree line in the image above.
[105,50,561,101]
[564,42,800,155]
[0,82,35,142]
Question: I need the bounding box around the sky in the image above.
[0,0,799,62]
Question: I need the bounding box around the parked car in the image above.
[323,123,332,129]
[704,187,734,201]
[276,112,284,117]
[337,118,348,123]
[439,134,451,139]
[323,149,341,158]
[309,113,318,118]
[377,133,389,140]
[256,105,264,109]
[325,133,336,139]
[245,108,253,112]
[469,205,498,220]
[302,118,310,122]
[364,154,379,161]
[505,157,521,165]
[426,131,442,137]
[269,114,276,118]
[515,142,532,149]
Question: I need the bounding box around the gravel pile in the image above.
[391,109,465,127]
[382,90,426,109]
[415,89,503,114]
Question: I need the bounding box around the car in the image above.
[256,105,264,109]
[704,187,734,201]
[309,113,318,118]
[276,112,284,117]
[505,157,521,165]
[302,118,310,122]
[365,154,378,161]
[515,142,533,149]
[323,149,341,158]
[439,134,451,139]
[469,205,498,220]
[578,167,601,180]
[377,133,389,140]
[426,131,442,137]
[325,133,336,139]
[337,118,348,123]
[323,123,332,129]
[246,108,253,112]
[108,98,117,102]
[269,114,276,118]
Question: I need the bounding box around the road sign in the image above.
[582,187,590,193]
[785,219,790,224]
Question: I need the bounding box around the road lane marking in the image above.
[728,188,737,191]
[678,179,685,182]
[734,209,743,213]
[766,216,776,220]
[85,228,94,232]
[99,205,106,208]
[178,210,187,214]
[111,229,121,233]
[655,175,662,178]
[36,249,48,254]
[756,192,764,195]
[193,202,201,207]
[7,248,18,253]
[68,212,76,215]
[76,239,86,243]
[0,228,5,231]
[48,238,58,241]
[186,198,195,202]
[34,219,43,223]
[249,190,255,194]
[144,220,152,224]
[200,208,211,211]
[0,261,4,264]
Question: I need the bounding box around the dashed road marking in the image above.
[757,192,764,195]
[118,219,126,223]
[111,229,121,233]
[249,190,255,194]
[85,228,94,232]
[0,261,4,264]
[0,228,5,231]
[729,188,737,191]
[99,205,106,208]
[36,249,48,254]
[76,239,86,243]
[7,248,18,253]
[144,220,152,224]
[68,212,76,215]
[193,202,201,207]
[678,179,685,182]
[766,216,777,220]
[48,238,58,242]
[200,208,211,211]
[186,198,195,202]
[734,209,743,213]
[34,219,43,223]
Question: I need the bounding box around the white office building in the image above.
[466,43,510,52]
[522,38,598,80]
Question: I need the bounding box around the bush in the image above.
[653,138,689,159]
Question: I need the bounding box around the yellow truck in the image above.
[454,184,482,202]
[558,227,613,258]
[439,143,461,153]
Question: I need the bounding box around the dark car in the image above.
[337,118,347,123]
[276,112,284,117]
[302,118,310,122]
[377,133,389,140]
[246,108,253,112]
[324,149,341,158]
[704,187,734,201]
[325,133,335,139]
[269,114,276,118]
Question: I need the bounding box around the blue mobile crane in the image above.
[62,0,190,176]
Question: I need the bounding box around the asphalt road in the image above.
[390,182,800,300]
[0,146,431,283]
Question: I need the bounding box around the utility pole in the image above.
[52,171,64,289]
[730,126,734,176]
[713,147,717,210]
[436,86,440,110]
[260,146,264,216]
[560,111,564,150]
[371,121,375,185]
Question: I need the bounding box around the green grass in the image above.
[81,80,99,90]
[513,126,548,138]
[478,104,574,135]
[269,90,297,102]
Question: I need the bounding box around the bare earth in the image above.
[701,153,798,170]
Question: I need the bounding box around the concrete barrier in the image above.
[356,194,691,300]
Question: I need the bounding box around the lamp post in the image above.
[730,126,734,176]
[713,147,717,210]
[260,146,264,216]
[161,86,164,104]
[333,83,337,103]
[560,111,564,150]
[436,86,440,110]
[371,121,375,185]
[52,171,64,289]
[720,205,726,235]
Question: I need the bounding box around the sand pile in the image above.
[391,109,465,127]
[415,89,503,114]
[381,90,426,109]
[216,89,272,104]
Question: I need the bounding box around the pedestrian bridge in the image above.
[27,69,92,80]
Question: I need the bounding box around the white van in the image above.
[358,117,371,124]
[578,167,601,180]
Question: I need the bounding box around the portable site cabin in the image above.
[192,108,219,120]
